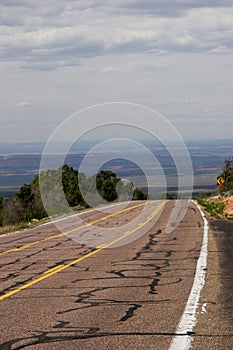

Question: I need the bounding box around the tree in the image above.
[166,192,178,200]
[39,168,70,216]
[31,175,47,219]
[220,157,233,192]
[61,165,85,207]
[16,178,47,220]
[0,165,148,228]
[16,183,34,220]
[133,188,148,200]
[2,198,25,226]
[116,180,134,201]
[96,170,120,202]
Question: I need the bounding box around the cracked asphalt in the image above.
[192,219,233,350]
[0,200,216,349]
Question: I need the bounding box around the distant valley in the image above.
[0,139,232,198]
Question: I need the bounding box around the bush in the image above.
[0,165,148,228]
[220,157,233,193]
[2,198,25,226]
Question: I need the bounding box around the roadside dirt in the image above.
[199,195,233,220]
[224,195,233,215]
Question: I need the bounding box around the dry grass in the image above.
[0,224,22,235]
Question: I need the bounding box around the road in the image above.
[0,200,228,350]
[192,219,233,350]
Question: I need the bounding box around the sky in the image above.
[0,0,233,143]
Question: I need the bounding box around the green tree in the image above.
[16,178,47,221]
[0,165,149,228]
[116,180,134,201]
[61,165,85,207]
[133,188,148,200]
[2,198,25,226]
[39,168,69,216]
[16,183,34,220]
[220,157,233,192]
[31,175,47,219]
[96,170,120,202]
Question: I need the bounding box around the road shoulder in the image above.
[192,219,233,350]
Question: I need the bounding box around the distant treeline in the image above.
[0,165,147,227]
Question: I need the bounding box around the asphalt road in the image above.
[0,200,219,350]
[192,219,233,350]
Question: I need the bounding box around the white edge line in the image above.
[169,200,208,350]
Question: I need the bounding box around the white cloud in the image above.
[18,101,30,108]
[0,2,233,70]
[0,1,232,142]
[184,99,194,105]
[100,66,117,72]
[204,108,212,113]
[117,0,233,16]
[210,45,233,54]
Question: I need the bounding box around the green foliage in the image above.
[117,180,134,201]
[31,175,47,218]
[166,192,178,200]
[16,183,34,221]
[196,196,225,220]
[219,157,233,193]
[2,198,25,225]
[0,165,148,230]
[96,170,119,202]
[16,177,47,221]
[133,187,148,200]
[17,183,34,208]
[62,165,86,207]
[195,156,233,220]
[79,170,121,206]
[39,168,74,216]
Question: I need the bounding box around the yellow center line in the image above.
[43,265,66,275]
[0,202,147,256]
[0,201,165,301]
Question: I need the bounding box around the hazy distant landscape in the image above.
[0,139,232,198]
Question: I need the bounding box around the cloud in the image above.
[209,45,233,54]
[0,1,233,71]
[117,0,233,17]
[184,98,194,105]
[18,101,30,108]
[100,66,117,72]
[204,108,212,113]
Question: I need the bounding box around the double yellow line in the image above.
[0,202,146,256]
[0,201,165,301]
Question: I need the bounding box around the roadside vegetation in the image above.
[196,195,226,220]
[220,156,233,194]
[1,156,232,232]
[195,157,233,220]
[0,165,147,233]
